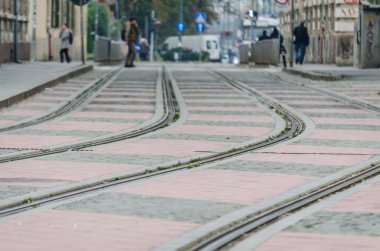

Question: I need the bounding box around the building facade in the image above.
[0,0,87,64]
[0,0,30,63]
[29,0,87,62]
[280,0,359,65]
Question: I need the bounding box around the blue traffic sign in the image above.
[195,12,206,24]
[196,23,205,33]
[176,22,186,33]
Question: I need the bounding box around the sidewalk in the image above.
[0,62,93,108]
[283,64,380,81]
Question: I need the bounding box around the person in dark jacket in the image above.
[258,30,270,41]
[124,17,139,68]
[293,22,309,65]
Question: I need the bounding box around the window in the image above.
[213,41,218,49]
[206,41,212,50]
[51,0,60,28]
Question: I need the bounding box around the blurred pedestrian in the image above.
[293,22,309,65]
[59,24,72,63]
[139,36,149,61]
[259,30,270,41]
[124,17,139,68]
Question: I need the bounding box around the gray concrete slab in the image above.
[0,62,93,108]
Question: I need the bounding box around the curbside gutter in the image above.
[283,67,342,81]
[0,64,94,109]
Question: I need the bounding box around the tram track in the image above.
[0,67,179,163]
[171,71,380,251]
[0,68,306,219]
[0,68,121,134]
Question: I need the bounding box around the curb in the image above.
[283,67,342,81]
[0,64,94,109]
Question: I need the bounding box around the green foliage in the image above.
[87,2,110,53]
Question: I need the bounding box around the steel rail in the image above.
[180,72,380,251]
[0,68,305,218]
[0,69,121,133]
[0,67,178,163]
[186,163,380,251]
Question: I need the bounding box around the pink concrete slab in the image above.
[312,117,380,126]
[187,114,275,123]
[285,100,347,106]
[0,135,85,148]
[16,102,55,108]
[71,111,152,120]
[0,181,69,188]
[169,125,273,137]
[94,97,156,103]
[91,139,234,157]
[34,121,137,132]
[256,232,380,251]
[85,104,154,111]
[181,93,241,97]
[308,129,380,141]
[119,169,314,205]
[0,159,141,181]
[188,106,265,112]
[241,153,371,166]
[326,183,380,213]
[298,108,370,114]
[0,110,41,116]
[186,100,254,105]
[265,145,380,155]
[0,210,198,251]
[0,120,13,126]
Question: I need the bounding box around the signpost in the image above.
[176,22,186,33]
[195,12,206,62]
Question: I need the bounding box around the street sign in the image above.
[71,0,91,6]
[196,23,205,33]
[176,22,186,33]
[195,12,206,24]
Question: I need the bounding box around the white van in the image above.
[161,35,221,62]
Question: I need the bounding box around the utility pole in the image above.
[289,0,295,67]
[31,0,37,62]
[150,10,155,62]
[178,0,183,61]
[13,0,20,63]
[80,0,85,64]
[94,0,99,59]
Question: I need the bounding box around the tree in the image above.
[87,1,110,53]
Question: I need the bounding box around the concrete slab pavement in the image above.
[0,62,93,108]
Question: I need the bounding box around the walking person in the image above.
[59,24,72,63]
[293,22,309,65]
[124,17,139,68]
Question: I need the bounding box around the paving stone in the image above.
[186,102,257,108]
[185,120,274,128]
[67,117,145,124]
[90,100,155,105]
[58,193,244,224]
[318,124,380,131]
[190,110,269,116]
[304,112,379,119]
[144,133,251,143]
[290,104,359,109]
[9,129,106,138]
[38,152,175,166]
[82,107,154,113]
[0,185,39,200]
[292,138,380,149]
[212,160,341,177]
[288,211,380,236]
